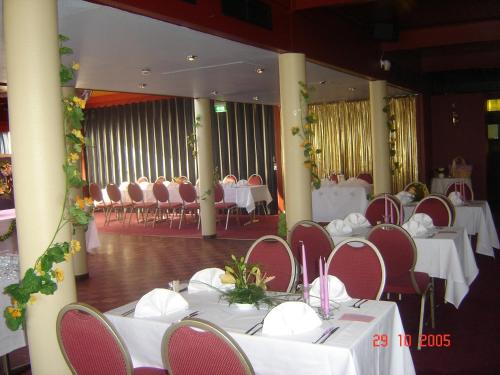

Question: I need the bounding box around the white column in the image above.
[194,98,216,237]
[369,80,391,194]
[279,53,312,232]
[4,1,75,374]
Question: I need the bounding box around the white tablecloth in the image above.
[222,185,273,213]
[431,177,471,195]
[404,201,499,257]
[331,227,478,308]
[0,254,25,356]
[0,209,17,253]
[106,292,414,375]
[312,185,370,222]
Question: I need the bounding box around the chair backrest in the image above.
[179,182,197,203]
[367,224,424,294]
[136,176,149,183]
[153,182,169,203]
[247,174,263,186]
[357,173,373,184]
[127,183,144,203]
[214,183,224,203]
[288,220,335,282]
[56,303,133,375]
[155,176,166,183]
[329,173,338,183]
[414,194,453,226]
[365,194,400,226]
[223,175,238,184]
[444,181,474,201]
[106,184,122,204]
[162,318,254,375]
[177,176,189,183]
[245,235,297,292]
[89,182,104,202]
[325,239,386,300]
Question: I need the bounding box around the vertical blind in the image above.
[84,98,277,211]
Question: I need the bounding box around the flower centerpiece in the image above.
[0,161,12,197]
[219,255,275,308]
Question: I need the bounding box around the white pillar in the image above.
[369,80,391,194]
[4,1,75,373]
[194,98,216,237]
[279,53,312,232]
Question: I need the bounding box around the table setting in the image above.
[106,254,415,374]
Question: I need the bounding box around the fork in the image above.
[313,326,338,344]
[351,299,368,308]
[181,311,199,320]
[245,316,267,335]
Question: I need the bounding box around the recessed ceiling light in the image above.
[319,80,327,85]
[141,68,151,76]
[138,83,147,89]
[186,55,197,62]
[210,90,218,96]
[253,96,260,101]
[348,87,356,92]
[256,67,264,74]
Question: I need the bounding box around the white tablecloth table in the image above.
[403,200,499,257]
[331,227,478,308]
[312,185,370,222]
[431,177,471,195]
[222,185,273,213]
[106,292,414,375]
[0,209,17,253]
[0,254,25,357]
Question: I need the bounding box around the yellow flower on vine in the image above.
[70,239,81,253]
[29,295,37,305]
[7,307,21,318]
[54,268,64,282]
[72,62,80,71]
[71,129,84,141]
[35,263,45,276]
[75,197,86,210]
[84,197,94,206]
[64,253,71,261]
[72,96,86,109]
[69,153,80,163]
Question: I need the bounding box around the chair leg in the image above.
[178,208,184,229]
[197,209,201,230]
[225,208,231,230]
[430,283,436,329]
[418,293,426,351]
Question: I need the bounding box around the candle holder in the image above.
[318,305,334,320]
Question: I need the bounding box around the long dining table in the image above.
[330,226,479,308]
[403,200,499,257]
[106,290,415,375]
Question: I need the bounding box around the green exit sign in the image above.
[214,101,227,113]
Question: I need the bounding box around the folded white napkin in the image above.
[343,213,370,228]
[396,191,415,205]
[448,191,463,206]
[402,221,428,237]
[309,275,351,307]
[119,182,130,190]
[411,213,435,229]
[188,268,234,293]
[139,181,150,189]
[134,289,188,318]
[326,219,353,236]
[236,179,248,186]
[262,302,322,336]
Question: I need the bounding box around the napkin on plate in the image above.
[309,275,351,307]
[343,213,370,229]
[134,288,188,318]
[326,219,353,236]
[236,179,248,186]
[188,268,234,293]
[396,190,415,205]
[411,213,435,230]
[402,220,428,237]
[448,191,464,206]
[262,302,322,336]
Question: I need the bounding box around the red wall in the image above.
[430,93,487,199]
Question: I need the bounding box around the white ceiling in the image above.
[0,0,411,105]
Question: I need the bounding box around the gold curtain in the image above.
[309,96,418,192]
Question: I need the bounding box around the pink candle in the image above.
[319,257,325,311]
[323,258,329,315]
[384,194,388,223]
[301,241,309,302]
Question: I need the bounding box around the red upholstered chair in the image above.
[414,194,454,226]
[57,303,166,375]
[288,220,335,282]
[178,182,200,229]
[365,194,401,226]
[127,183,156,226]
[245,235,297,292]
[445,181,474,201]
[152,182,182,228]
[368,224,435,350]
[89,182,110,223]
[325,239,385,300]
[357,172,373,184]
[222,174,238,184]
[106,183,132,224]
[162,318,254,375]
[155,176,166,183]
[214,183,239,230]
[247,174,263,186]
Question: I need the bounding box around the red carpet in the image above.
[94,211,279,240]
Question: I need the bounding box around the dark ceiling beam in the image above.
[382,20,500,52]
[421,47,500,73]
[292,0,373,11]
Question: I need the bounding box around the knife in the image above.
[318,326,339,344]
[313,326,337,344]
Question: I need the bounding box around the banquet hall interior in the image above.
[1,0,500,374]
